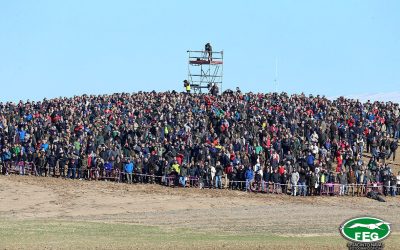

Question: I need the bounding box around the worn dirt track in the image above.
[1,174,400,238]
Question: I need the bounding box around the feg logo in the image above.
[340,217,391,242]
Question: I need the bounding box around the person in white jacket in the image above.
[210,165,216,188]
[291,168,300,196]
[311,131,319,144]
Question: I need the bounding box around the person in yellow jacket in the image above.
[171,161,180,175]
[164,125,169,136]
[168,160,180,186]
[183,80,191,93]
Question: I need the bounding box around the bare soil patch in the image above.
[1,175,399,238]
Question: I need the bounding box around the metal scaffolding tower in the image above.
[187,49,223,94]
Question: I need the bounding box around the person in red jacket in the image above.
[336,155,343,173]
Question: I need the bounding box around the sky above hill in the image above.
[0,1,399,102]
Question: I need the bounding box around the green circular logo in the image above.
[340,217,391,243]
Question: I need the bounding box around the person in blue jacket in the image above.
[104,161,113,178]
[245,166,254,192]
[19,129,26,143]
[1,147,12,175]
[124,159,134,184]
[41,142,49,152]
[306,152,315,168]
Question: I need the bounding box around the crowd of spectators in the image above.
[1,90,399,196]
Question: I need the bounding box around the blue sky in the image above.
[0,0,399,102]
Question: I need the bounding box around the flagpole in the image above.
[275,58,278,93]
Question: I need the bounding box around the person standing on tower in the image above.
[205,43,212,61]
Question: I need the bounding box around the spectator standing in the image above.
[215,161,223,189]
[337,170,348,196]
[347,168,356,196]
[245,166,254,192]
[298,168,307,196]
[387,139,398,161]
[281,169,289,194]
[291,168,299,196]
[124,159,134,184]
[210,164,216,188]
[180,164,188,187]
[309,172,318,196]
[390,173,397,196]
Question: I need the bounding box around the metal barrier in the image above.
[118,172,200,188]
[7,161,37,176]
[320,183,341,196]
[366,183,384,194]
[228,180,293,194]
[319,183,388,197]
[2,162,399,198]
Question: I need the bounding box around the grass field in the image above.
[4,219,398,250]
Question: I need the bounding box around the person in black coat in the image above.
[280,170,289,194]
[263,167,271,193]
[272,169,281,193]
[237,165,245,190]
[387,139,398,161]
[215,162,223,189]
[230,166,238,190]
[390,173,397,196]
[188,164,199,187]
[299,168,307,196]
[47,152,57,177]
[205,43,212,61]
[198,164,207,189]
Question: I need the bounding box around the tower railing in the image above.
[187,50,223,94]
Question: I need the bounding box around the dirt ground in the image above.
[1,172,400,249]
[1,148,399,249]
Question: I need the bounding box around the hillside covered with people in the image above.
[1,91,399,196]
